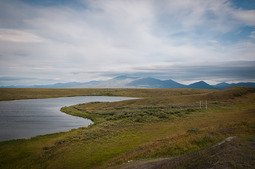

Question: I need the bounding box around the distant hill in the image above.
[165,79,187,88]
[0,82,84,88]
[213,82,255,89]
[31,82,83,88]
[75,76,136,88]
[213,82,230,89]
[188,81,215,89]
[127,77,168,88]
[1,76,255,89]
[127,77,186,88]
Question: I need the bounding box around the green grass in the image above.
[0,87,254,169]
[0,88,212,101]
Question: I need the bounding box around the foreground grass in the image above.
[0,87,254,169]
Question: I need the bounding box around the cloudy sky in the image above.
[0,0,255,86]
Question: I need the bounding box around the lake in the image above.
[0,96,134,141]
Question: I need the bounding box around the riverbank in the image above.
[0,87,254,168]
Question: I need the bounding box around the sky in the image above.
[0,0,255,86]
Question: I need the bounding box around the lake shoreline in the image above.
[0,96,135,141]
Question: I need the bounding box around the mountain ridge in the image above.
[188,81,215,89]
[1,76,255,89]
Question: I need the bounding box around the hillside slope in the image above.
[110,136,255,169]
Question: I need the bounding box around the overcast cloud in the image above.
[0,0,255,86]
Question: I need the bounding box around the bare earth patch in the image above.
[110,136,255,169]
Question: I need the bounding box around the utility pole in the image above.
[205,100,208,110]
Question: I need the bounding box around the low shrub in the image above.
[187,127,200,134]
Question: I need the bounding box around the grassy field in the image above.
[0,87,254,169]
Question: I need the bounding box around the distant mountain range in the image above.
[1,76,255,89]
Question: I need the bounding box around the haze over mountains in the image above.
[2,76,255,89]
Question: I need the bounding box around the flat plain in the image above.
[0,87,254,169]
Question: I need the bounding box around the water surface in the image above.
[0,96,134,141]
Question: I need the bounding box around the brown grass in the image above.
[0,87,254,169]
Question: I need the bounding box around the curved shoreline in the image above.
[0,96,136,141]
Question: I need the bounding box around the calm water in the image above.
[0,96,134,141]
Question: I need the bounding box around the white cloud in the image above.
[0,0,255,85]
[250,31,255,39]
[0,29,43,42]
[232,9,255,26]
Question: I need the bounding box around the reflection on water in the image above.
[0,96,134,141]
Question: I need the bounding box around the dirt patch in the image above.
[109,136,255,169]
[108,158,170,169]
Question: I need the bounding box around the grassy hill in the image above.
[0,87,254,169]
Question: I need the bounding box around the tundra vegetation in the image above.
[0,87,254,169]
